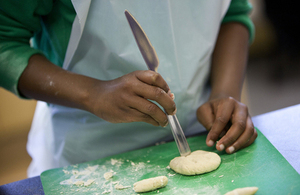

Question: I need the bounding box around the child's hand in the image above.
[88,70,176,127]
[196,95,257,154]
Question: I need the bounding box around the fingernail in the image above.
[228,146,235,154]
[219,144,225,151]
[171,93,175,100]
[208,140,215,147]
[167,89,175,100]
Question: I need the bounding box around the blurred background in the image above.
[1,0,299,185]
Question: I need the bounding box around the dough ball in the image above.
[224,187,258,195]
[133,176,168,193]
[169,150,221,175]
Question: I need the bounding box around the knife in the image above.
[125,10,191,157]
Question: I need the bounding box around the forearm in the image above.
[18,54,96,111]
[18,54,175,127]
[210,22,250,101]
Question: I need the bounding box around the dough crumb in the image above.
[111,159,118,165]
[103,171,114,180]
[84,179,95,187]
[167,173,176,177]
[102,189,111,194]
[73,181,84,186]
[73,179,95,187]
[224,187,258,195]
[114,183,131,190]
[133,176,168,193]
[111,181,131,190]
[62,170,70,174]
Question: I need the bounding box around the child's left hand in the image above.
[197,95,257,154]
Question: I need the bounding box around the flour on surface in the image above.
[110,158,124,167]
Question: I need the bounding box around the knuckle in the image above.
[225,96,235,104]
[121,78,132,89]
[216,116,227,125]
[119,92,130,102]
[226,96,238,106]
[227,96,235,101]
[149,71,160,83]
[153,87,165,99]
[236,120,247,130]
[146,103,158,114]
[239,102,248,111]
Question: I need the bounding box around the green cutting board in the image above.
[41,129,300,194]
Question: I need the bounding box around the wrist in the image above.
[209,91,241,102]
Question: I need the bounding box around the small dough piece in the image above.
[84,179,95,187]
[224,187,258,195]
[114,183,131,190]
[133,176,168,193]
[103,172,113,180]
[169,150,221,175]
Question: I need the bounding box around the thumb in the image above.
[197,103,215,131]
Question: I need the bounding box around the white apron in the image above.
[27,0,231,177]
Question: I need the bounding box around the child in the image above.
[0,0,257,177]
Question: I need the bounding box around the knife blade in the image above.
[125,10,191,157]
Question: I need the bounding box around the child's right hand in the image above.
[87,70,176,127]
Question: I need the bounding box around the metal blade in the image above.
[125,10,191,156]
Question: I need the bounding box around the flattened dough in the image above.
[224,187,258,195]
[133,176,168,193]
[169,150,221,175]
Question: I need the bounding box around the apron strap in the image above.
[63,0,91,69]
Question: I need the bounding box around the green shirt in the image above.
[0,0,254,97]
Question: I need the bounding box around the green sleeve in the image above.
[222,0,255,43]
[0,0,75,98]
[0,1,52,97]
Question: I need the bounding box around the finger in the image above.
[134,78,176,115]
[216,103,248,151]
[128,95,169,127]
[135,70,170,93]
[240,127,258,149]
[206,99,235,147]
[197,103,215,131]
[224,117,256,154]
[124,107,160,126]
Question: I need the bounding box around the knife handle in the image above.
[167,114,191,156]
